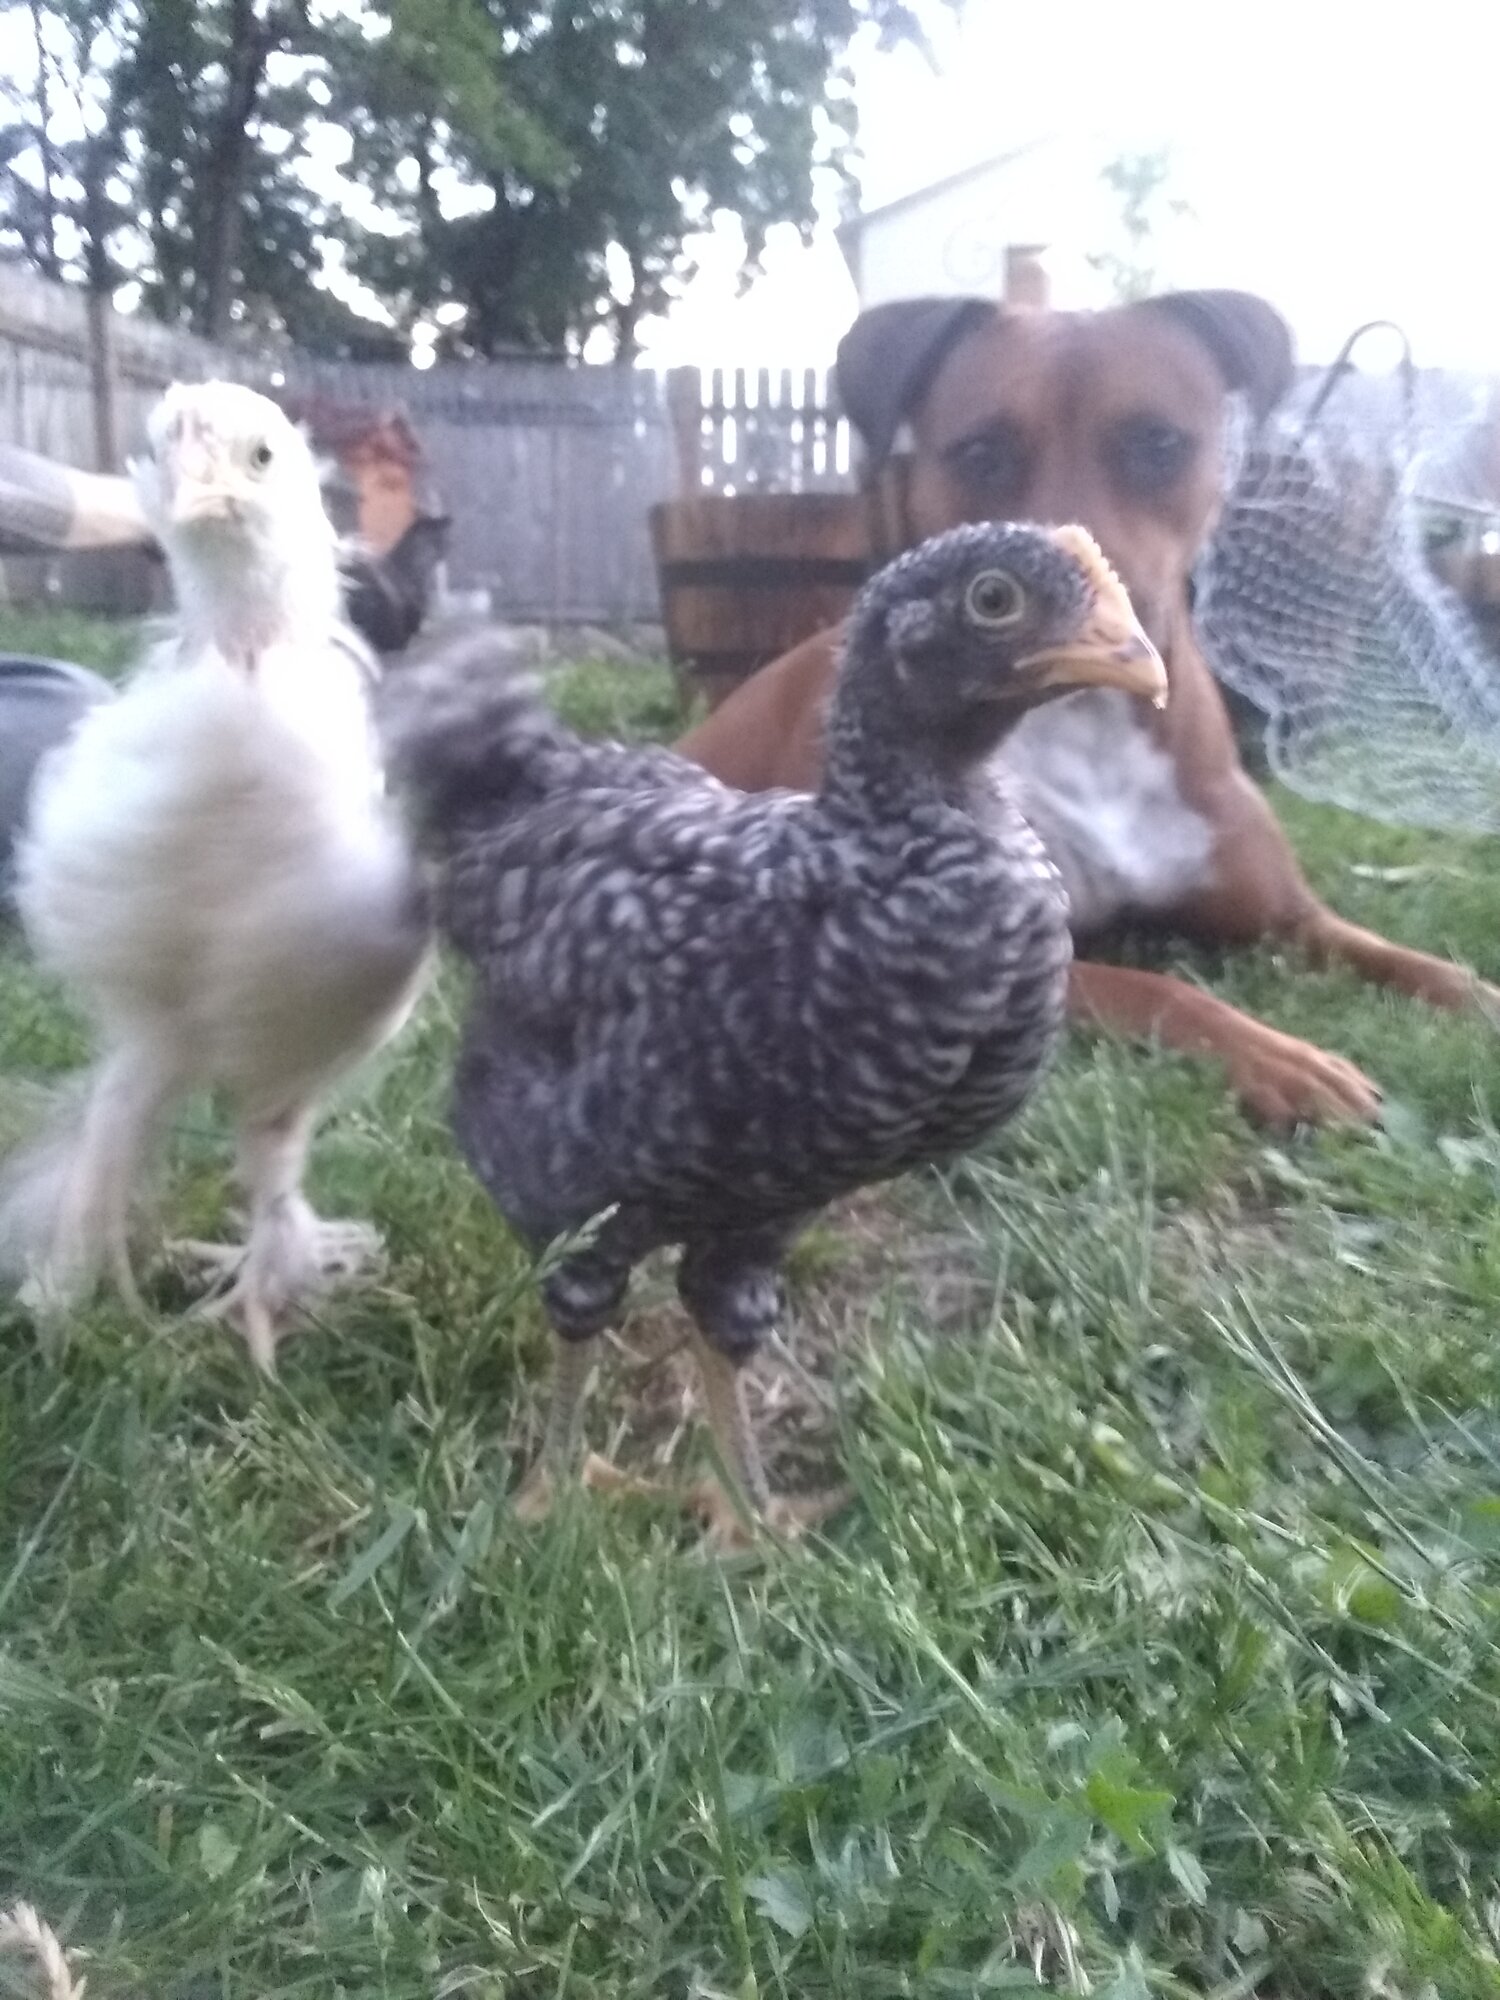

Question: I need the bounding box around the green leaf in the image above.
[776,1716,847,1781]
[1319,1545,1402,1625]
[1008,1809,1091,1888]
[1165,1841,1209,1906]
[1232,1910,1269,1954]
[746,1868,812,1939]
[723,1770,778,1819]
[197,1820,238,1882]
[858,1751,900,1817]
[1085,1773,1175,1856]
[329,1505,418,1608]
[415,1496,495,1635]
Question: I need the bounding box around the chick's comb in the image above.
[1047,523,1129,606]
[1047,522,1168,710]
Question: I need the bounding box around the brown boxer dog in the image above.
[677,291,1493,1126]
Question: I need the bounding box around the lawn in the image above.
[3,609,1500,1998]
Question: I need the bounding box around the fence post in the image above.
[665,366,702,497]
[84,286,119,472]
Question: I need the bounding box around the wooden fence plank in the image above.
[0,270,870,621]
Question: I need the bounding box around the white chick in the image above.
[2,380,430,1367]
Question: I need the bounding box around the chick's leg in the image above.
[679,1231,849,1551]
[177,1101,380,1371]
[511,1332,598,1523]
[12,1039,175,1323]
[678,1240,781,1520]
[514,1213,650,1521]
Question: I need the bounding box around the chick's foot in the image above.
[168,1209,383,1371]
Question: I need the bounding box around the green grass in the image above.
[0,605,141,680]
[5,609,1500,1996]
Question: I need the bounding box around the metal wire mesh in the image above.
[1195,324,1500,834]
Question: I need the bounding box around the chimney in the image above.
[1003,244,1050,312]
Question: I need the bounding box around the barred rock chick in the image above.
[396,523,1166,1541]
[2,382,429,1366]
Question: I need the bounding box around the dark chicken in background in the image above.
[342,513,452,656]
[394,520,1167,1543]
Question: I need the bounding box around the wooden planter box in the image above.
[650,491,872,711]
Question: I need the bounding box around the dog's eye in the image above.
[1112,418,1194,495]
[249,441,274,471]
[945,423,1028,502]
[964,568,1025,629]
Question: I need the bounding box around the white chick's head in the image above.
[135,381,340,649]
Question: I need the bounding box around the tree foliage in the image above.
[0,0,939,357]
[336,0,930,359]
[1087,148,1195,306]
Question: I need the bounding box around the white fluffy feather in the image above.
[2,380,430,1359]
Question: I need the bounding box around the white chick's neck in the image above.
[166,512,342,668]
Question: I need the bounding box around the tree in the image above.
[1087,148,1194,306]
[334,0,935,360]
[124,0,332,340]
[0,0,941,358]
[1,0,133,295]
[0,0,336,340]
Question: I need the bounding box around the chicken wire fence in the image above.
[1194,321,1500,835]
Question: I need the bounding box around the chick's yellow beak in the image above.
[1011,523,1169,708]
[1014,605,1169,708]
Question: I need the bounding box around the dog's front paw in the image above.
[1228,1025,1382,1128]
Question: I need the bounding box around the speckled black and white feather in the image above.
[396,524,1078,1357]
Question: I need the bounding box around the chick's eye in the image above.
[250,441,274,471]
[965,569,1025,628]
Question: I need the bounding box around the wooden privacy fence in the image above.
[10,269,1490,644]
[0,263,244,471]
[666,365,852,494]
[0,271,857,623]
[284,358,853,623]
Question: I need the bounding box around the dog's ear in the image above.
[836,297,996,465]
[1144,289,1295,420]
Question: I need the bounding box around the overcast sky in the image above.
[637,0,1500,374]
